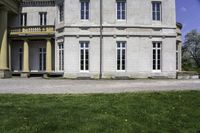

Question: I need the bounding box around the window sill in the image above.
[116,70,126,73]
[152,70,162,73]
[80,71,89,73]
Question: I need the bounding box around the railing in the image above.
[9,25,55,36]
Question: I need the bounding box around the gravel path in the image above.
[0,78,199,94]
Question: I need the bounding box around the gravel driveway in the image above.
[0,78,199,94]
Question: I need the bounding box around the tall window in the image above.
[19,48,23,71]
[39,48,46,71]
[80,1,89,20]
[39,12,47,25]
[152,1,161,21]
[58,43,64,71]
[80,42,89,71]
[176,43,179,70]
[58,3,64,22]
[117,41,126,71]
[116,1,126,20]
[153,42,162,71]
[20,13,27,26]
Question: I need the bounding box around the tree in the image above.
[183,30,200,68]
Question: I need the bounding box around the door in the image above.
[39,48,46,71]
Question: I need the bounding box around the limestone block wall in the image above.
[54,0,177,78]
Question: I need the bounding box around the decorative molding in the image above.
[20,0,55,7]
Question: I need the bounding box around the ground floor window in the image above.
[117,41,126,71]
[19,48,23,71]
[58,43,64,71]
[153,42,162,71]
[39,48,46,71]
[176,43,179,71]
[80,41,89,71]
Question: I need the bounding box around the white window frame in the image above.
[19,47,23,71]
[79,41,89,72]
[39,48,46,71]
[176,43,179,71]
[152,42,162,72]
[39,12,47,26]
[152,1,162,21]
[80,1,90,20]
[116,41,126,72]
[58,43,64,71]
[20,13,27,26]
[116,1,126,20]
[58,2,64,22]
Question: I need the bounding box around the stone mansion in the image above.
[0,0,182,79]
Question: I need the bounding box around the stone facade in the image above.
[0,0,182,79]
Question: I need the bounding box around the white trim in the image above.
[116,1,127,21]
[58,42,64,72]
[152,42,162,72]
[80,1,90,20]
[79,41,90,72]
[39,48,46,71]
[58,2,64,23]
[116,41,126,72]
[151,1,162,22]
[152,70,162,73]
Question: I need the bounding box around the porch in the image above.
[9,25,63,77]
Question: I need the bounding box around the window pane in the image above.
[157,43,160,48]
[122,60,125,70]
[122,11,126,19]
[153,12,156,20]
[122,2,125,10]
[122,50,125,60]
[117,2,120,10]
[117,43,121,48]
[156,3,160,12]
[81,2,84,10]
[85,43,89,48]
[122,43,126,48]
[157,12,160,20]
[117,50,120,59]
[86,2,89,10]
[86,11,89,19]
[153,43,156,48]
[117,11,121,19]
[153,60,156,70]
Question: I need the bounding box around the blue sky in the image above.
[176,0,200,40]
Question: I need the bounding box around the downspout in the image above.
[99,0,103,79]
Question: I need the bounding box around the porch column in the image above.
[46,39,52,73]
[0,8,8,70]
[23,40,29,73]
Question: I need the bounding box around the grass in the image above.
[0,91,200,133]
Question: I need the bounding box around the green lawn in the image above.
[0,91,200,133]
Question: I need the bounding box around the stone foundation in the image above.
[20,72,30,78]
[0,70,12,79]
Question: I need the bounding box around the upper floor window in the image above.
[58,3,64,22]
[20,13,27,26]
[39,12,47,26]
[116,0,126,20]
[80,1,90,20]
[152,1,161,21]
